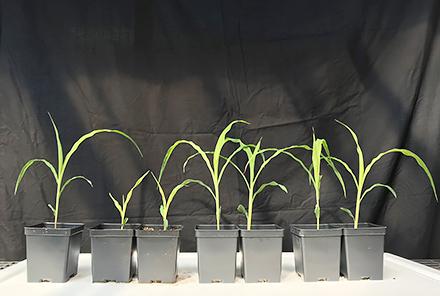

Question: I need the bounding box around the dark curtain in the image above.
[1,0,440,260]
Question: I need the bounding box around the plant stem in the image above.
[316,190,320,230]
[54,177,62,228]
[354,191,362,229]
[247,185,254,230]
[214,182,220,230]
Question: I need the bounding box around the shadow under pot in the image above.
[135,224,183,283]
[239,224,284,283]
[337,223,386,280]
[195,224,239,283]
[290,224,342,282]
[24,222,84,283]
[89,223,139,283]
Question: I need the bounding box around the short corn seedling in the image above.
[14,113,143,228]
[289,131,346,230]
[234,139,306,230]
[333,120,437,228]
[108,171,150,229]
[159,120,249,230]
[152,173,207,231]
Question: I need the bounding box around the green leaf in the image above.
[212,120,249,177]
[237,204,248,219]
[14,159,58,195]
[361,183,397,201]
[159,204,166,218]
[108,192,122,215]
[364,148,437,201]
[62,129,143,178]
[176,179,216,201]
[48,113,64,174]
[124,217,129,224]
[328,156,358,188]
[124,170,150,208]
[159,140,214,182]
[322,140,346,197]
[60,175,93,195]
[163,218,169,231]
[151,173,167,207]
[47,204,56,216]
[340,207,355,222]
[335,120,365,183]
[254,181,288,199]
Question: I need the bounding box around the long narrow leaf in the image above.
[322,140,346,197]
[212,120,249,177]
[151,173,167,206]
[124,171,150,207]
[63,129,143,176]
[108,192,123,214]
[328,156,358,188]
[340,207,355,222]
[335,120,365,181]
[48,113,64,173]
[361,183,397,201]
[167,178,214,208]
[364,148,437,200]
[254,181,288,200]
[159,140,214,182]
[60,175,93,195]
[14,159,57,194]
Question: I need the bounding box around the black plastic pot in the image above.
[195,224,239,283]
[290,224,342,282]
[337,223,386,280]
[89,223,139,282]
[135,224,182,283]
[239,224,284,283]
[24,222,84,283]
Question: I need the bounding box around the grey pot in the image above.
[290,224,342,282]
[135,224,182,283]
[239,224,284,283]
[195,224,239,283]
[336,223,386,280]
[89,223,139,283]
[24,222,83,283]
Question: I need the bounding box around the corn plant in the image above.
[108,171,150,229]
[158,120,249,230]
[234,139,310,230]
[332,120,437,228]
[14,113,143,227]
[151,173,210,230]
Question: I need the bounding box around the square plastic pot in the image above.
[239,224,284,283]
[195,224,239,283]
[24,222,84,283]
[135,224,183,283]
[89,223,139,282]
[337,223,386,280]
[290,224,342,282]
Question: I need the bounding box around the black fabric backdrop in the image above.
[1,0,440,260]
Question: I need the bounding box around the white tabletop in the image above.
[1,253,440,295]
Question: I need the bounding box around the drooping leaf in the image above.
[364,148,437,200]
[335,120,365,182]
[322,140,346,197]
[361,183,397,201]
[340,207,355,222]
[237,204,248,219]
[108,192,122,214]
[63,129,143,177]
[328,156,358,188]
[60,175,93,195]
[254,181,288,200]
[152,173,167,207]
[14,159,58,195]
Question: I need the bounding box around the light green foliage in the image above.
[158,120,249,230]
[108,171,150,229]
[152,173,212,230]
[14,113,143,227]
[334,120,437,228]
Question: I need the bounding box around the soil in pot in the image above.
[239,224,284,283]
[24,222,84,283]
[135,224,183,283]
[338,223,386,280]
[195,224,239,283]
[291,224,342,282]
[89,223,139,283]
